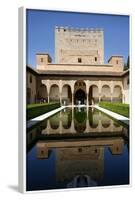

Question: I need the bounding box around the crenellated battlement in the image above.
[55,26,104,33]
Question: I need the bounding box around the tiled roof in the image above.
[27,65,129,77]
[37,70,125,77]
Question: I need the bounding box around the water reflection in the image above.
[27,107,129,151]
[27,107,129,191]
[38,138,123,188]
[36,137,125,159]
[38,107,127,136]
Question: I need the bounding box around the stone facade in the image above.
[55,27,104,64]
[27,69,37,104]
[27,27,129,105]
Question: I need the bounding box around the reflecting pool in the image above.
[27,107,129,191]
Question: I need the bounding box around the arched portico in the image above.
[41,79,124,106]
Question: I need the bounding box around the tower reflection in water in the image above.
[27,107,129,190]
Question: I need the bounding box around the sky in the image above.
[26,9,129,68]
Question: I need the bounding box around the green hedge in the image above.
[99,102,129,118]
[27,103,60,120]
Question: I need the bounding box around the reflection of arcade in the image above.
[36,137,125,187]
[27,108,129,152]
[41,108,125,135]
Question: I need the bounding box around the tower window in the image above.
[116,60,119,64]
[41,58,43,62]
[78,58,82,63]
[95,57,97,61]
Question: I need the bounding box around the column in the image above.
[46,80,50,104]
[87,93,89,107]
[59,111,62,134]
[47,92,50,103]
[98,80,101,104]
[122,94,125,103]
[85,80,89,106]
[111,94,113,102]
[121,85,124,103]
[110,81,113,102]
[86,105,89,119]
[72,105,74,119]
[60,93,62,105]
[85,118,89,133]
[72,92,74,107]
[99,94,101,103]
[59,80,62,106]
[47,119,51,134]
[70,81,75,107]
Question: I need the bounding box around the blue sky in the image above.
[26,9,129,68]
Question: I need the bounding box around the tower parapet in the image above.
[108,56,124,71]
[36,53,52,70]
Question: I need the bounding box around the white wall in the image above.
[113,86,122,98]
[93,86,99,97]
[62,87,68,98]
[123,75,129,104]
[50,86,59,99]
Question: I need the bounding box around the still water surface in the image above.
[27,107,129,191]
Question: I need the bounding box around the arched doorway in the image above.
[74,80,86,105]
[74,89,86,104]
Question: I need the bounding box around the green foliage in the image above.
[27,103,60,120]
[99,102,129,118]
[127,56,129,68]
[27,102,57,109]
[124,56,129,71]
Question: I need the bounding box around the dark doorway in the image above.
[74,89,86,104]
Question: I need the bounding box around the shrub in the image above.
[27,103,60,120]
[99,102,129,118]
